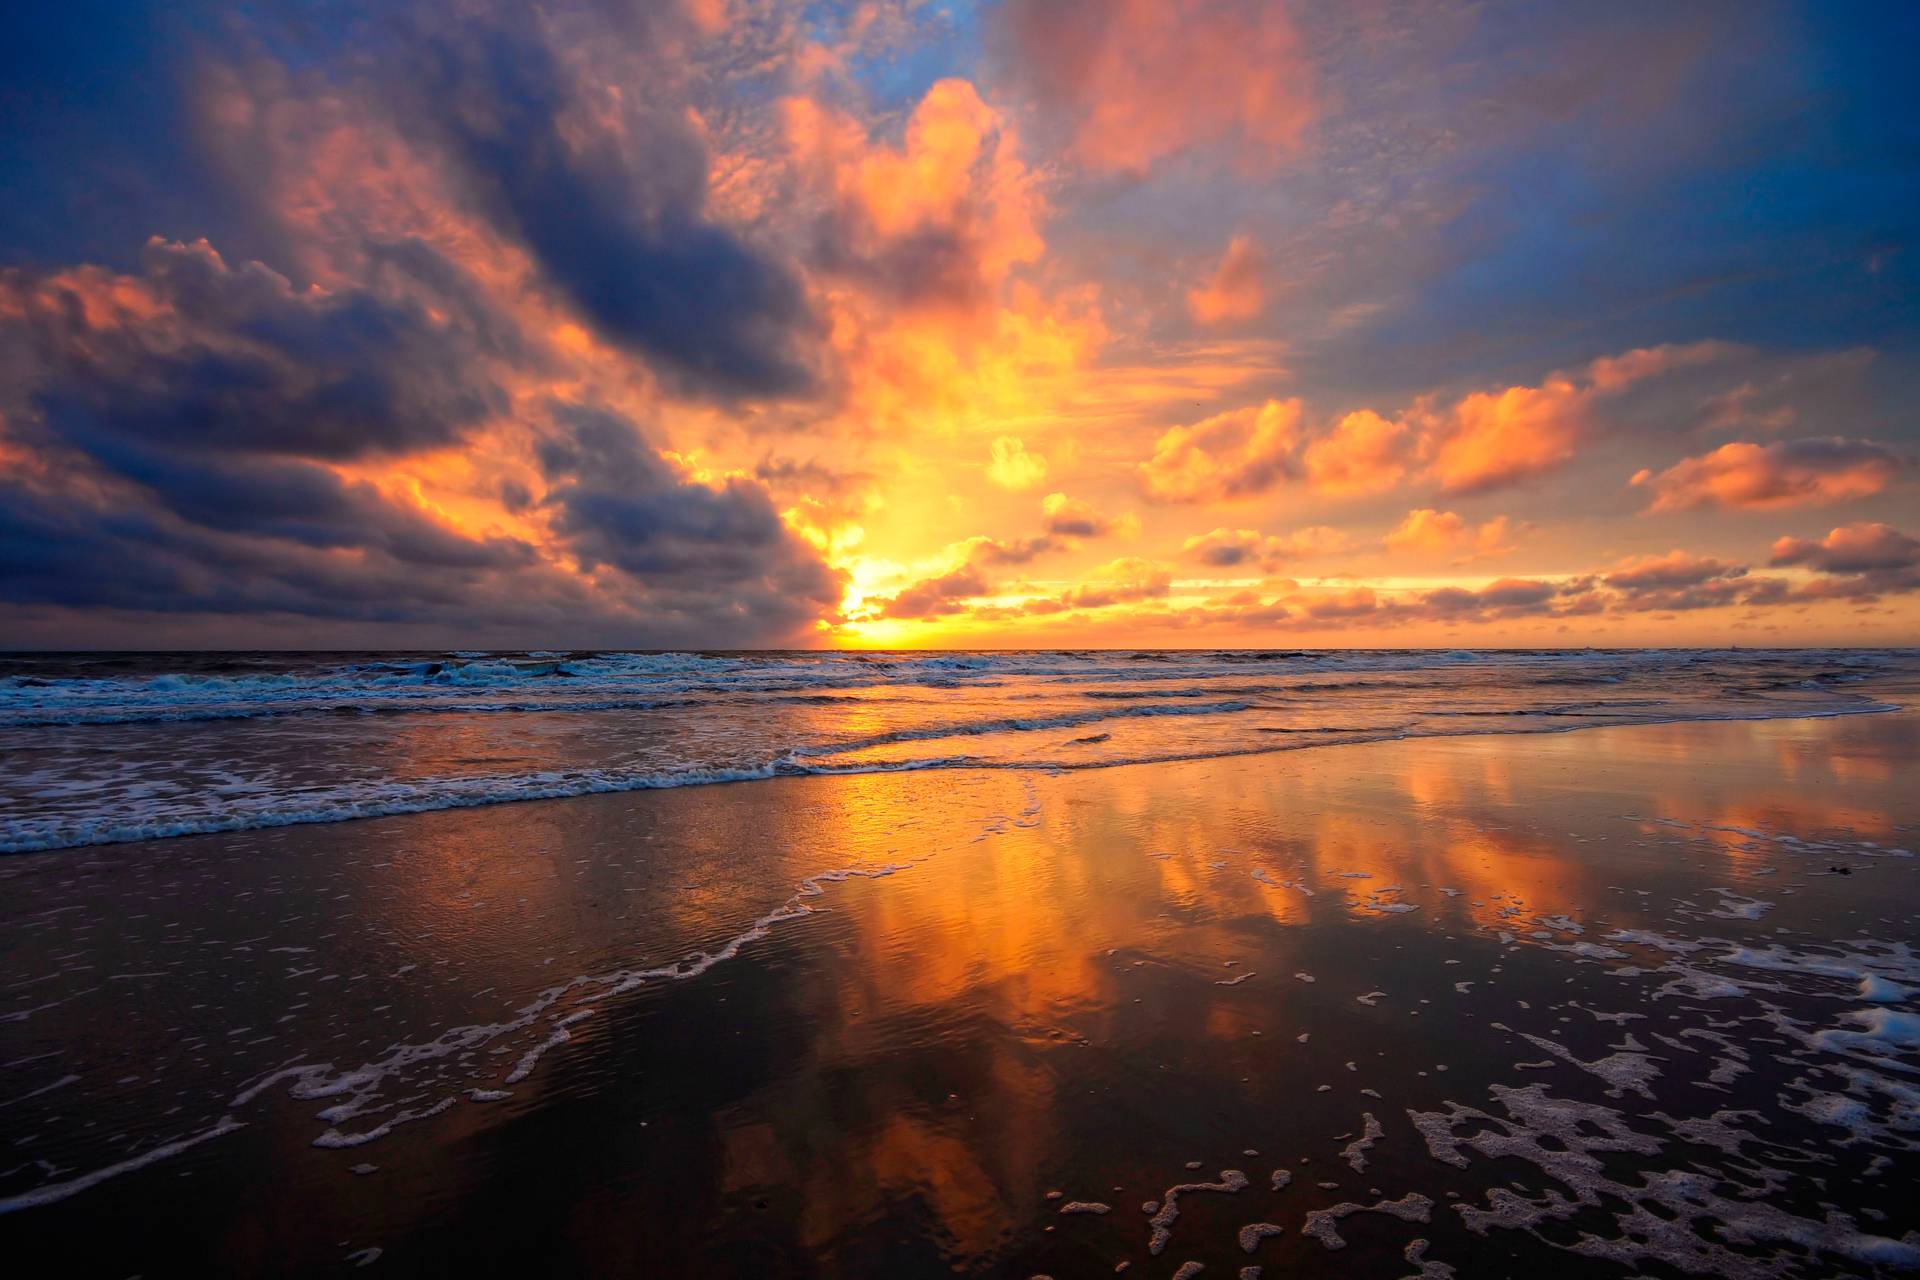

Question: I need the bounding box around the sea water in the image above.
[1,648,1903,852]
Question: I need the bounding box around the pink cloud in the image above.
[1769,522,1920,574]
[1633,438,1907,511]
[1602,550,1747,591]
[999,0,1314,174]
[1189,235,1267,325]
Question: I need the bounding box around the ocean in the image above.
[0,648,1903,853]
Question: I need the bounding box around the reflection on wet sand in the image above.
[671,713,1919,1275]
[2,707,1917,1276]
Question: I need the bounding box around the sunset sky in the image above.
[2,0,1915,649]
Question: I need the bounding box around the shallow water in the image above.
[2,671,1919,1276]
[0,648,1904,853]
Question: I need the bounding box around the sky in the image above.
[1,0,1916,650]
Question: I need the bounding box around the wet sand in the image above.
[4,701,1918,1277]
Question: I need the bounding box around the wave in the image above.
[1,698,1897,856]
[3,647,1898,727]
[788,699,1255,757]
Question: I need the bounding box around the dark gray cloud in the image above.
[18,238,509,461]
[0,0,849,646]
[0,241,841,645]
[1,0,816,400]
[1,234,540,580]
[537,402,845,632]
[389,2,814,397]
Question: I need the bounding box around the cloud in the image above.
[1189,235,1267,325]
[1304,587,1379,620]
[957,534,1064,566]
[943,495,1127,570]
[1768,523,1920,598]
[1424,342,1740,495]
[0,240,843,645]
[1632,438,1908,511]
[752,455,872,499]
[1428,375,1588,496]
[1418,578,1560,618]
[873,562,992,619]
[1600,550,1763,611]
[11,238,509,462]
[781,78,1043,314]
[1182,525,1352,572]
[1585,340,1742,392]
[393,1,814,396]
[1602,550,1746,591]
[1303,409,1414,495]
[996,0,1314,174]
[1040,492,1125,538]
[537,403,843,616]
[1053,557,1172,608]
[1384,509,1520,562]
[1137,398,1302,503]
[945,555,1175,619]
[1770,522,1920,574]
[987,435,1049,489]
[1156,342,1740,507]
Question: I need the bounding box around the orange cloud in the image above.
[1423,341,1738,495]
[1632,438,1907,511]
[1585,339,1741,391]
[1189,235,1266,325]
[999,0,1314,173]
[1384,509,1520,562]
[770,80,1115,445]
[1428,376,1588,495]
[1182,525,1352,572]
[1303,409,1413,495]
[682,0,729,36]
[1055,557,1173,607]
[1149,342,1737,507]
[1136,398,1302,503]
[784,79,1043,304]
[1303,586,1380,619]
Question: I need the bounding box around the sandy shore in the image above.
[3,705,1917,1277]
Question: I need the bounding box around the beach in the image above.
[3,654,1917,1277]
[8,0,1917,1271]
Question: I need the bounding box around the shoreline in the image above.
[3,692,1903,857]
